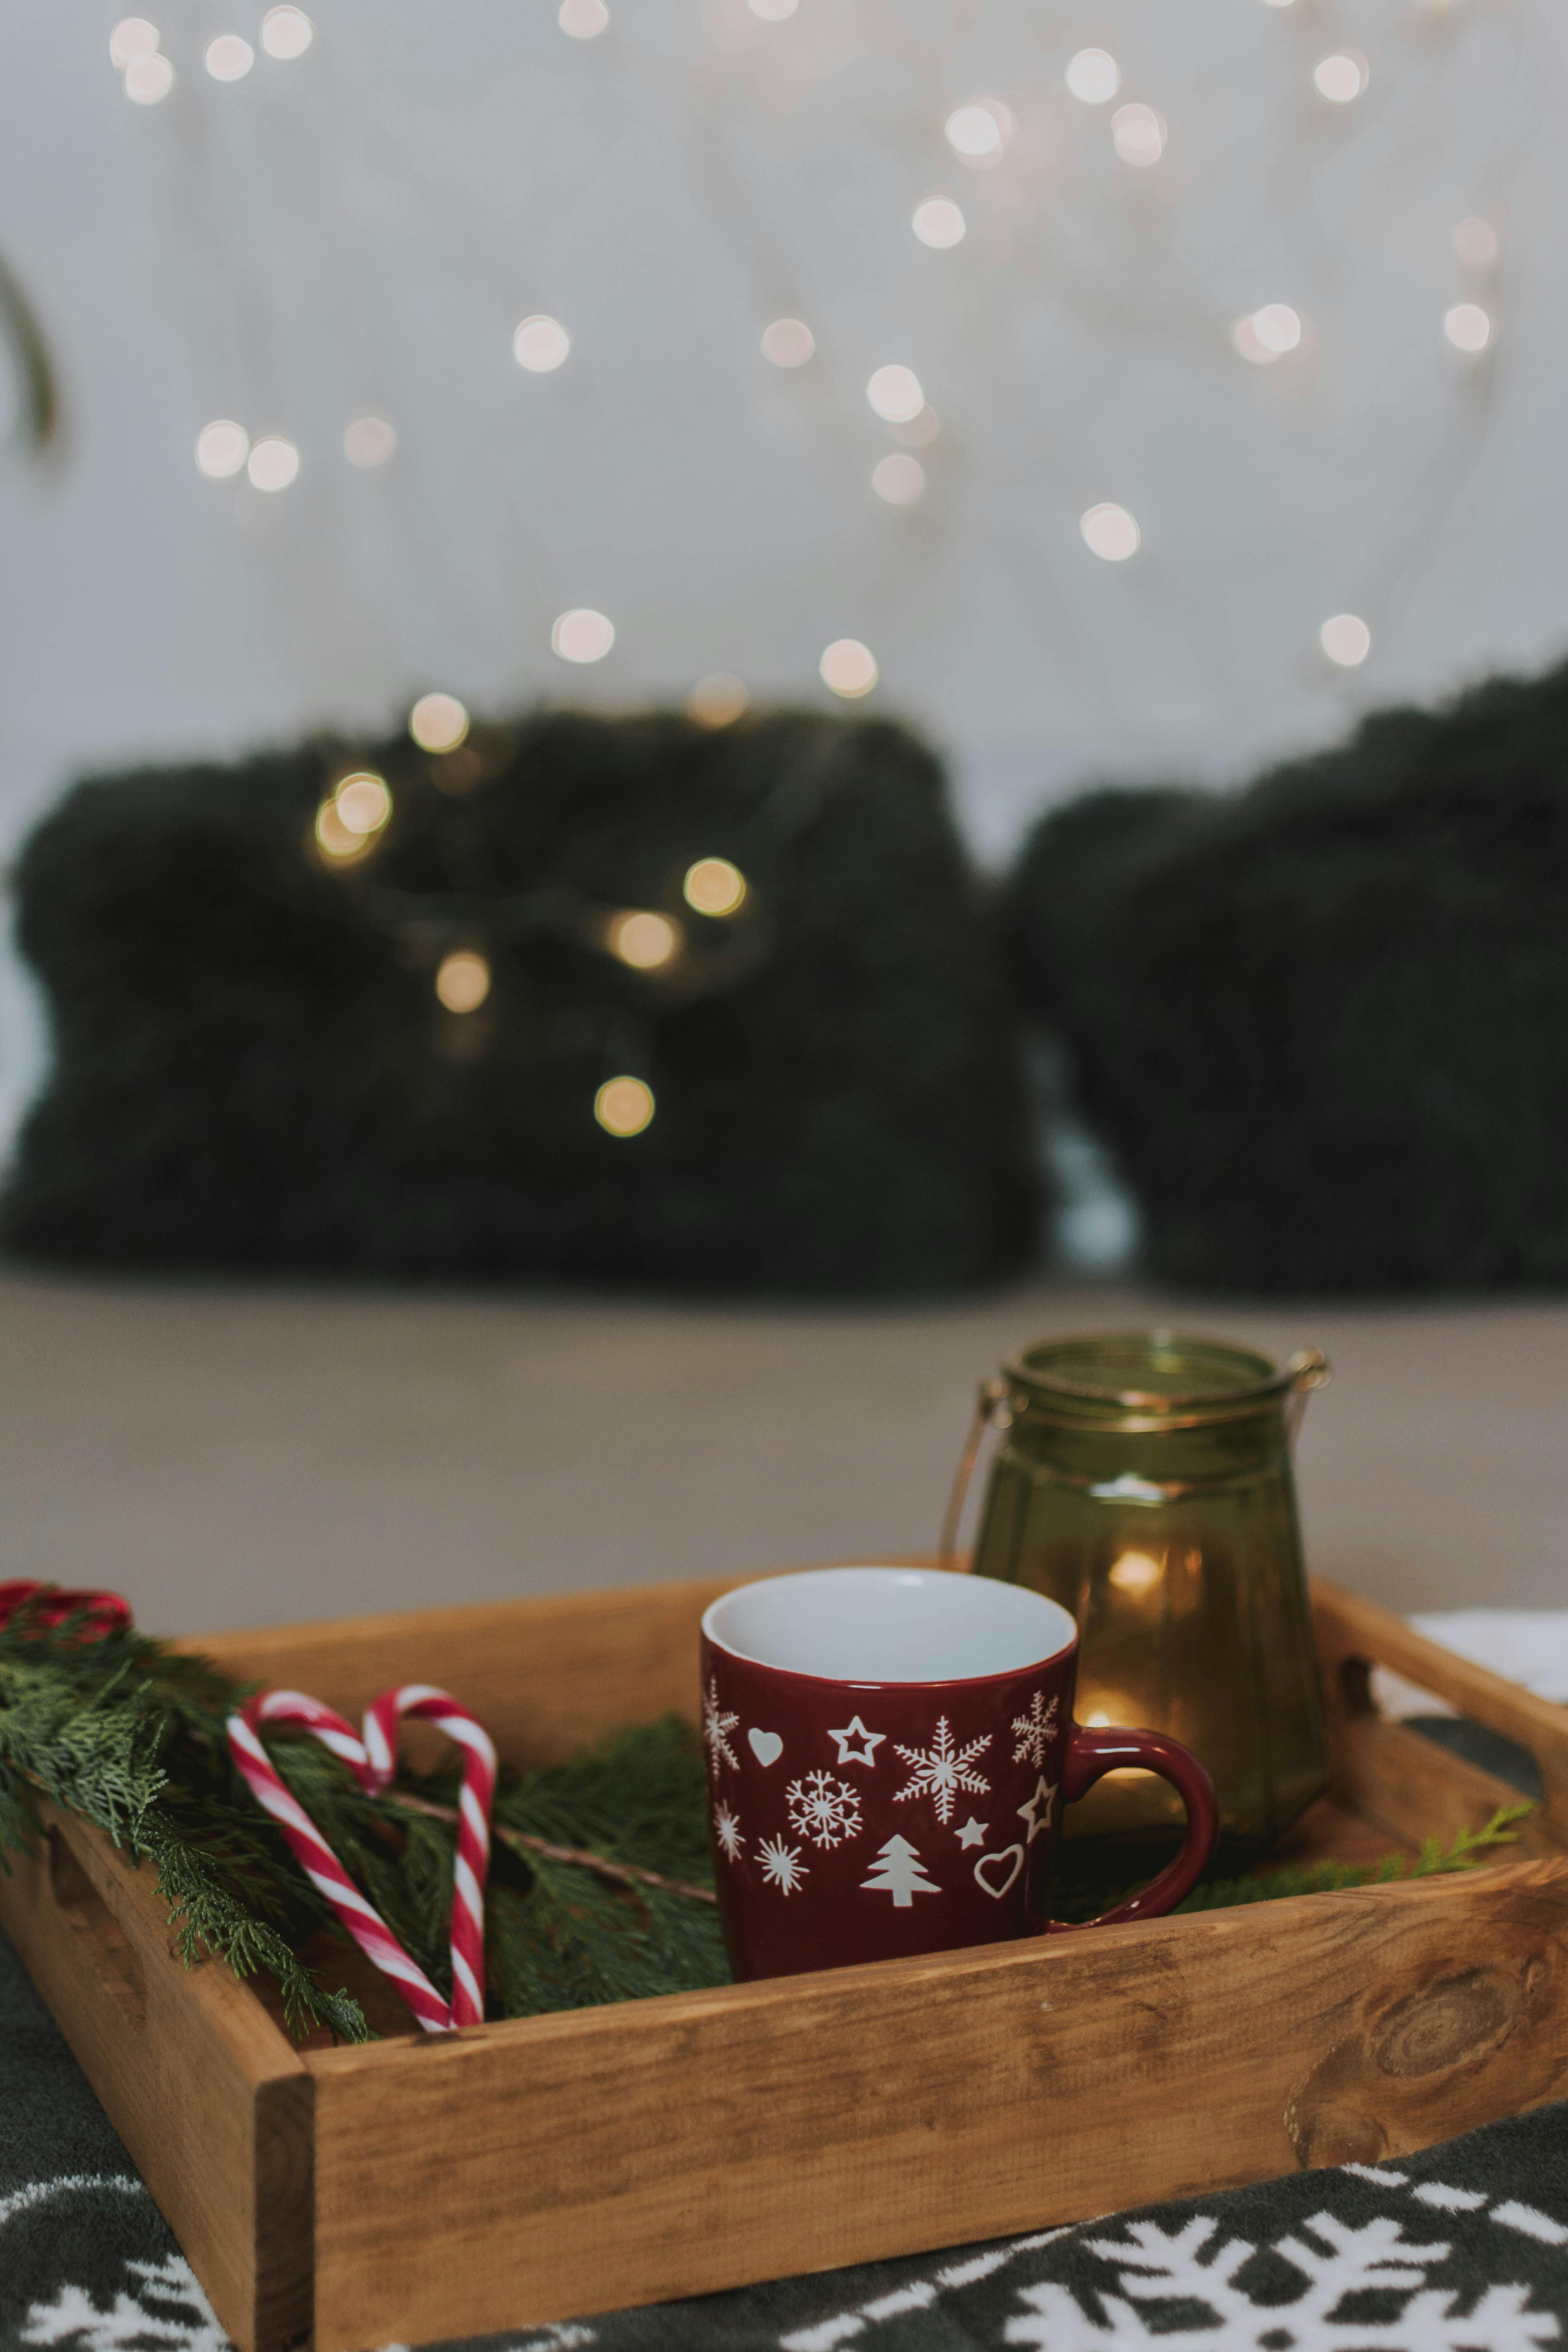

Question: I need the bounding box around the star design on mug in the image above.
[1017,1775,1057,1846]
[827,1714,886,1769]
[955,1816,988,1849]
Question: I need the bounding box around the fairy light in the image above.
[1109,1552,1163,1595]
[314,801,363,861]
[1080,503,1140,561]
[333,773,392,836]
[688,674,749,727]
[559,0,609,34]
[595,1076,655,1136]
[1232,304,1303,364]
[944,102,1011,167]
[343,415,396,468]
[684,858,747,916]
[551,608,615,663]
[1453,218,1499,269]
[609,911,680,970]
[196,421,249,480]
[1111,103,1165,167]
[819,639,878,697]
[1320,613,1370,667]
[866,366,924,424]
[436,951,491,1014]
[761,318,814,368]
[123,53,173,100]
[1066,49,1120,105]
[872,453,925,505]
[109,18,160,66]
[259,7,312,58]
[513,316,571,373]
[912,199,966,249]
[246,437,299,492]
[1444,302,1492,353]
[410,693,469,752]
[1314,53,1369,103]
[205,34,255,80]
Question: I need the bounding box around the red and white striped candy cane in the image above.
[226,1682,497,2034]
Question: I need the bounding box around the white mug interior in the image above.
[702,1566,1077,1685]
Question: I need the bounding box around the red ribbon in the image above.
[0,1582,133,1640]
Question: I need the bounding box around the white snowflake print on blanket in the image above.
[22,2252,229,2352]
[1003,2209,1559,2350]
[891,1715,991,1825]
[1011,1689,1060,1769]
[702,1675,740,1773]
[786,1769,863,1849]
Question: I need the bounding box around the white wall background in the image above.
[3,0,1568,1153]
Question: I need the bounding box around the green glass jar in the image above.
[953,1332,1332,1862]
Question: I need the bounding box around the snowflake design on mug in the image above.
[757,1835,809,1895]
[786,1769,863,1850]
[1011,1688,1060,1769]
[891,1715,991,1826]
[713,1800,743,1862]
[702,1675,740,1773]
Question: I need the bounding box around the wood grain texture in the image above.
[305,1860,1568,2351]
[0,1802,312,2352]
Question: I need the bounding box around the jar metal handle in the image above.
[939,1377,1011,1570]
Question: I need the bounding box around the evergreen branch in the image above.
[390,1788,718,1905]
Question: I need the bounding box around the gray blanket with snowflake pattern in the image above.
[4,1924,1566,2352]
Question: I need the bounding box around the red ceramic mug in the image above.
[701,1566,1218,1981]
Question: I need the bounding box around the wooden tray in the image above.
[4,1573,1568,2352]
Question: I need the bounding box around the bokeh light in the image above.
[1111,103,1165,166]
[513,316,571,373]
[246,437,299,492]
[610,911,680,970]
[866,365,925,424]
[912,198,966,249]
[343,415,396,468]
[205,34,254,80]
[333,773,391,837]
[595,1076,655,1136]
[1066,48,1120,104]
[1232,303,1302,363]
[1319,613,1371,667]
[819,639,878,697]
[1453,217,1500,269]
[944,102,1011,165]
[123,53,174,100]
[1080,503,1140,561]
[436,951,492,1014]
[314,800,365,861]
[109,18,160,67]
[1109,1551,1163,1595]
[410,693,470,752]
[894,405,940,448]
[684,857,747,916]
[761,318,815,368]
[196,420,249,480]
[552,608,615,663]
[260,7,312,58]
[872,453,926,505]
[687,674,750,727]
[1313,52,1368,102]
[559,0,609,36]
[1444,302,1492,353]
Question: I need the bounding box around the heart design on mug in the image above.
[748,1728,784,1767]
[974,1844,1024,1900]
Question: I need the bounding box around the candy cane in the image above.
[227,1683,496,2034]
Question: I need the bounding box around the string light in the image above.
[205,35,255,80]
[1066,49,1120,105]
[1319,613,1370,666]
[684,858,747,916]
[944,102,1011,167]
[409,693,470,752]
[343,415,396,467]
[436,951,491,1013]
[109,18,160,66]
[196,421,249,480]
[595,1076,655,1136]
[1111,103,1165,167]
[123,53,173,101]
[246,437,299,492]
[1232,304,1303,364]
[761,318,814,368]
[551,608,615,663]
[559,0,609,34]
[609,911,680,970]
[1453,217,1499,269]
[1080,503,1140,561]
[513,316,571,373]
[866,366,924,425]
[333,773,391,836]
[314,801,365,860]
[872,453,925,504]
[819,639,878,697]
[1444,302,1492,353]
[259,7,312,59]
[911,199,966,250]
[1314,53,1369,103]
[687,674,749,727]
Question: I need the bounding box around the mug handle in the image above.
[1046,1724,1218,1933]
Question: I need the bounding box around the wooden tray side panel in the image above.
[306,1861,1568,2352]
[0,1805,312,2352]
